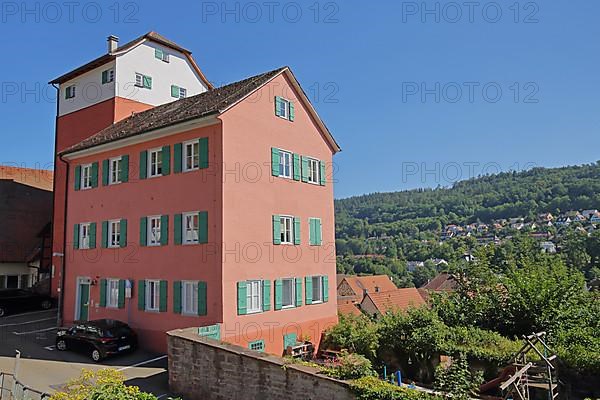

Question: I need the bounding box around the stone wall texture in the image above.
[167,328,356,400]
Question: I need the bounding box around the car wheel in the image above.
[56,339,67,351]
[0,307,5,317]
[41,300,52,310]
[91,348,102,362]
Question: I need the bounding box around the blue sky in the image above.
[2,0,599,198]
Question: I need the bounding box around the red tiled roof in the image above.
[421,273,458,292]
[364,288,426,314]
[342,275,398,298]
[338,301,362,317]
[0,166,53,192]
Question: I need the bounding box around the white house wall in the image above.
[58,60,116,116]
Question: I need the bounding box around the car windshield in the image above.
[102,326,131,338]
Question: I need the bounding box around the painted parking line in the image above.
[117,355,168,372]
[44,345,56,351]
[12,326,58,336]
[0,309,56,320]
[0,317,56,328]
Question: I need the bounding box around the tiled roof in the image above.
[342,275,398,299]
[0,166,53,191]
[61,67,287,155]
[364,288,426,314]
[421,273,458,292]
[337,301,363,317]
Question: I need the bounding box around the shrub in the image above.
[349,376,442,400]
[434,355,483,400]
[324,351,377,380]
[324,313,380,361]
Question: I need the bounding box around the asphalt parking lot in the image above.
[0,309,175,397]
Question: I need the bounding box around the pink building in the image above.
[51,33,340,354]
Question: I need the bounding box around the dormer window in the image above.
[135,73,152,89]
[65,85,76,99]
[101,69,114,84]
[155,48,170,63]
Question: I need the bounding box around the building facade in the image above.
[52,33,340,354]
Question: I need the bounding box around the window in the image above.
[307,158,320,184]
[148,148,163,177]
[183,213,199,244]
[135,73,152,89]
[182,281,199,315]
[79,223,91,249]
[145,280,160,312]
[102,69,114,84]
[171,85,187,99]
[108,220,121,248]
[107,279,119,308]
[276,97,290,119]
[279,150,292,179]
[249,340,265,352]
[155,48,170,62]
[280,216,293,244]
[312,276,324,303]
[246,280,262,314]
[184,141,199,171]
[65,85,76,99]
[81,164,92,190]
[282,278,295,308]
[109,157,122,185]
[148,216,161,246]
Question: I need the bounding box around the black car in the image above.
[0,289,54,317]
[56,319,138,362]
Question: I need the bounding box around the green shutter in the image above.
[173,281,182,314]
[274,96,282,116]
[74,166,81,191]
[237,281,247,315]
[284,333,298,350]
[159,280,168,312]
[272,215,281,245]
[289,101,295,121]
[323,276,329,302]
[162,146,171,175]
[120,219,127,248]
[155,48,163,60]
[271,148,280,177]
[90,222,97,249]
[120,155,129,183]
[274,280,283,311]
[139,151,148,179]
[99,279,107,307]
[198,281,207,316]
[138,280,146,310]
[73,224,80,249]
[295,278,303,307]
[174,214,182,245]
[305,276,313,305]
[140,217,147,247]
[91,162,99,188]
[294,217,301,245]
[118,280,126,308]
[293,154,301,181]
[198,211,208,244]
[199,137,209,169]
[262,280,271,312]
[171,85,179,98]
[161,215,169,245]
[317,219,322,245]
[101,70,108,84]
[320,161,326,186]
[101,221,108,248]
[174,143,183,173]
[143,75,152,89]
[102,159,109,186]
[301,156,309,182]
[309,219,316,246]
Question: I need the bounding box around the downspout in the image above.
[57,152,70,327]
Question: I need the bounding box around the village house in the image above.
[420,273,459,293]
[337,274,397,303]
[359,288,426,318]
[555,215,572,226]
[540,241,557,254]
[582,210,598,219]
[50,32,340,354]
[406,261,425,272]
[538,212,554,222]
[590,212,600,224]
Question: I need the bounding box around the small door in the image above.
[78,283,90,321]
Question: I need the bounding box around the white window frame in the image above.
[279,150,292,179]
[145,280,160,312]
[183,212,200,245]
[277,98,290,119]
[246,280,262,314]
[182,281,199,315]
[65,85,76,99]
[312,276,324,304]
[109,157,122,185]
[148,148,163,178]
[79,223,91,250]
[108,220,121,248]
[183,140,200,172]
[106,278,119,308]
[307,158,320,184]
[148,216,162,247]
[135,73,143,87]
[81,164,92,190]
[173,86,187,99]
[280,216,294,244]
[155,48,170,63]
[281,278,295,309]
[102,69,115,84]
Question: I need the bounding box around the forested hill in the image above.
[335,162,600,239]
